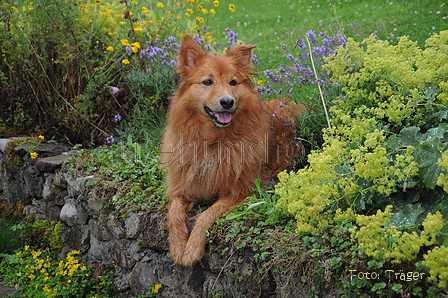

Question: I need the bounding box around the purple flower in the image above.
[114,114,122,122]
[305,30,317,45]
[286,54,296,62]
[225,28,238,44]
[106,134,115,144]
[193,35,203,45]
[110,87,119,95]
[252,54,261,67]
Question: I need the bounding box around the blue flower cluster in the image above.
[258,30,346,96]
[140,36,180,69]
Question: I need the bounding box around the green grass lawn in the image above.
[207,0,447,68]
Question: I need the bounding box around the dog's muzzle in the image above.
[204,96,235,127]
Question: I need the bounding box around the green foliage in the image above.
[0,0,226,144]
[275,31,448,292]
[0,215,22,254]
[65,136,167,217]
[11,220,64,253]
[0,247,116,297]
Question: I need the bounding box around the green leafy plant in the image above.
[0,247,116,297]
[275,31,448,292]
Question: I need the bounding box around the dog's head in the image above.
[175,34,256,128]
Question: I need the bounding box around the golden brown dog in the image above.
[161,34,305,266]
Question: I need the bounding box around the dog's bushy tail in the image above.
[262,99,307,182]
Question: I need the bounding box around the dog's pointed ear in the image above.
[178,34,205,72]
[227,44,256,69]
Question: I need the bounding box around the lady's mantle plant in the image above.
[275,30,448,290]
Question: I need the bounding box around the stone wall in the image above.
[0,138,336,298]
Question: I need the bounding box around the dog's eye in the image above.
[202,79,213,86]
[229,80,237,86]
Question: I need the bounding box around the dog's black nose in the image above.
[220,96,234,109]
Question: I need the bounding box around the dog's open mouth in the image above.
[204,106,232,127]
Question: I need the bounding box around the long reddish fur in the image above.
[160,34,305,266]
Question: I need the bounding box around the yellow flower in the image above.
[131,42,141,49]
[228,4,236,12]
[122,59,130,64]
[106,46,114,51]
[94,0,101,5]
[152,283,162,294]
[38,135,44,140]
[134,26,143,31]
[210,8,216,14]
[213,0,219,7]
[194,24,201,31]
[195,16,204,23]
[30,152,38,159]
[24,245,29,251]
[156,2,164,8]
[121,39,130,46]
[257,80,264,86]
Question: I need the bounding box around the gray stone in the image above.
[60,199,78,226]
[14,142,69,157]
[60,223,90,251]
[53,170,66,187]
[107,214,125,239]
[89,218,113,241]
[140,212,169,251]
[45,205,61,222]
[114,239,137,269]
[23,168,44,198]
[88,234,104,263]
[42,173,56,201]
[114,267,132,292]
[87,192,102,215]
[36,154,70,172]
[76,200,89,225]
[0,137,26,153]
[65,173,94,198]
[129,262,159,296]
[125,213,140,239]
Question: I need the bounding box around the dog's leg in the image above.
[182,195,243,266]
[168,196,194,265]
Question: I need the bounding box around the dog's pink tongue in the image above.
[216,112,232,124]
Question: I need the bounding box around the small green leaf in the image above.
[415,138,442,189]
[398,126,420,147]
[389,204,425,228]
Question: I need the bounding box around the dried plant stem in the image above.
[303,35,332,131]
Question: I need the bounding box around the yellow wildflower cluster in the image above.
[275,139,346,233]
[72,0,227,52]
[423,245,448,288]
[350,206,443,264]
[324,31,448,129]
[56,250,85,277]
[276,124,419,232]
[276,31,447,236]
[5,247,93,297]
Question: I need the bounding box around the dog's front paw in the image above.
[181,241,204,266]
[170,246,186,265]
